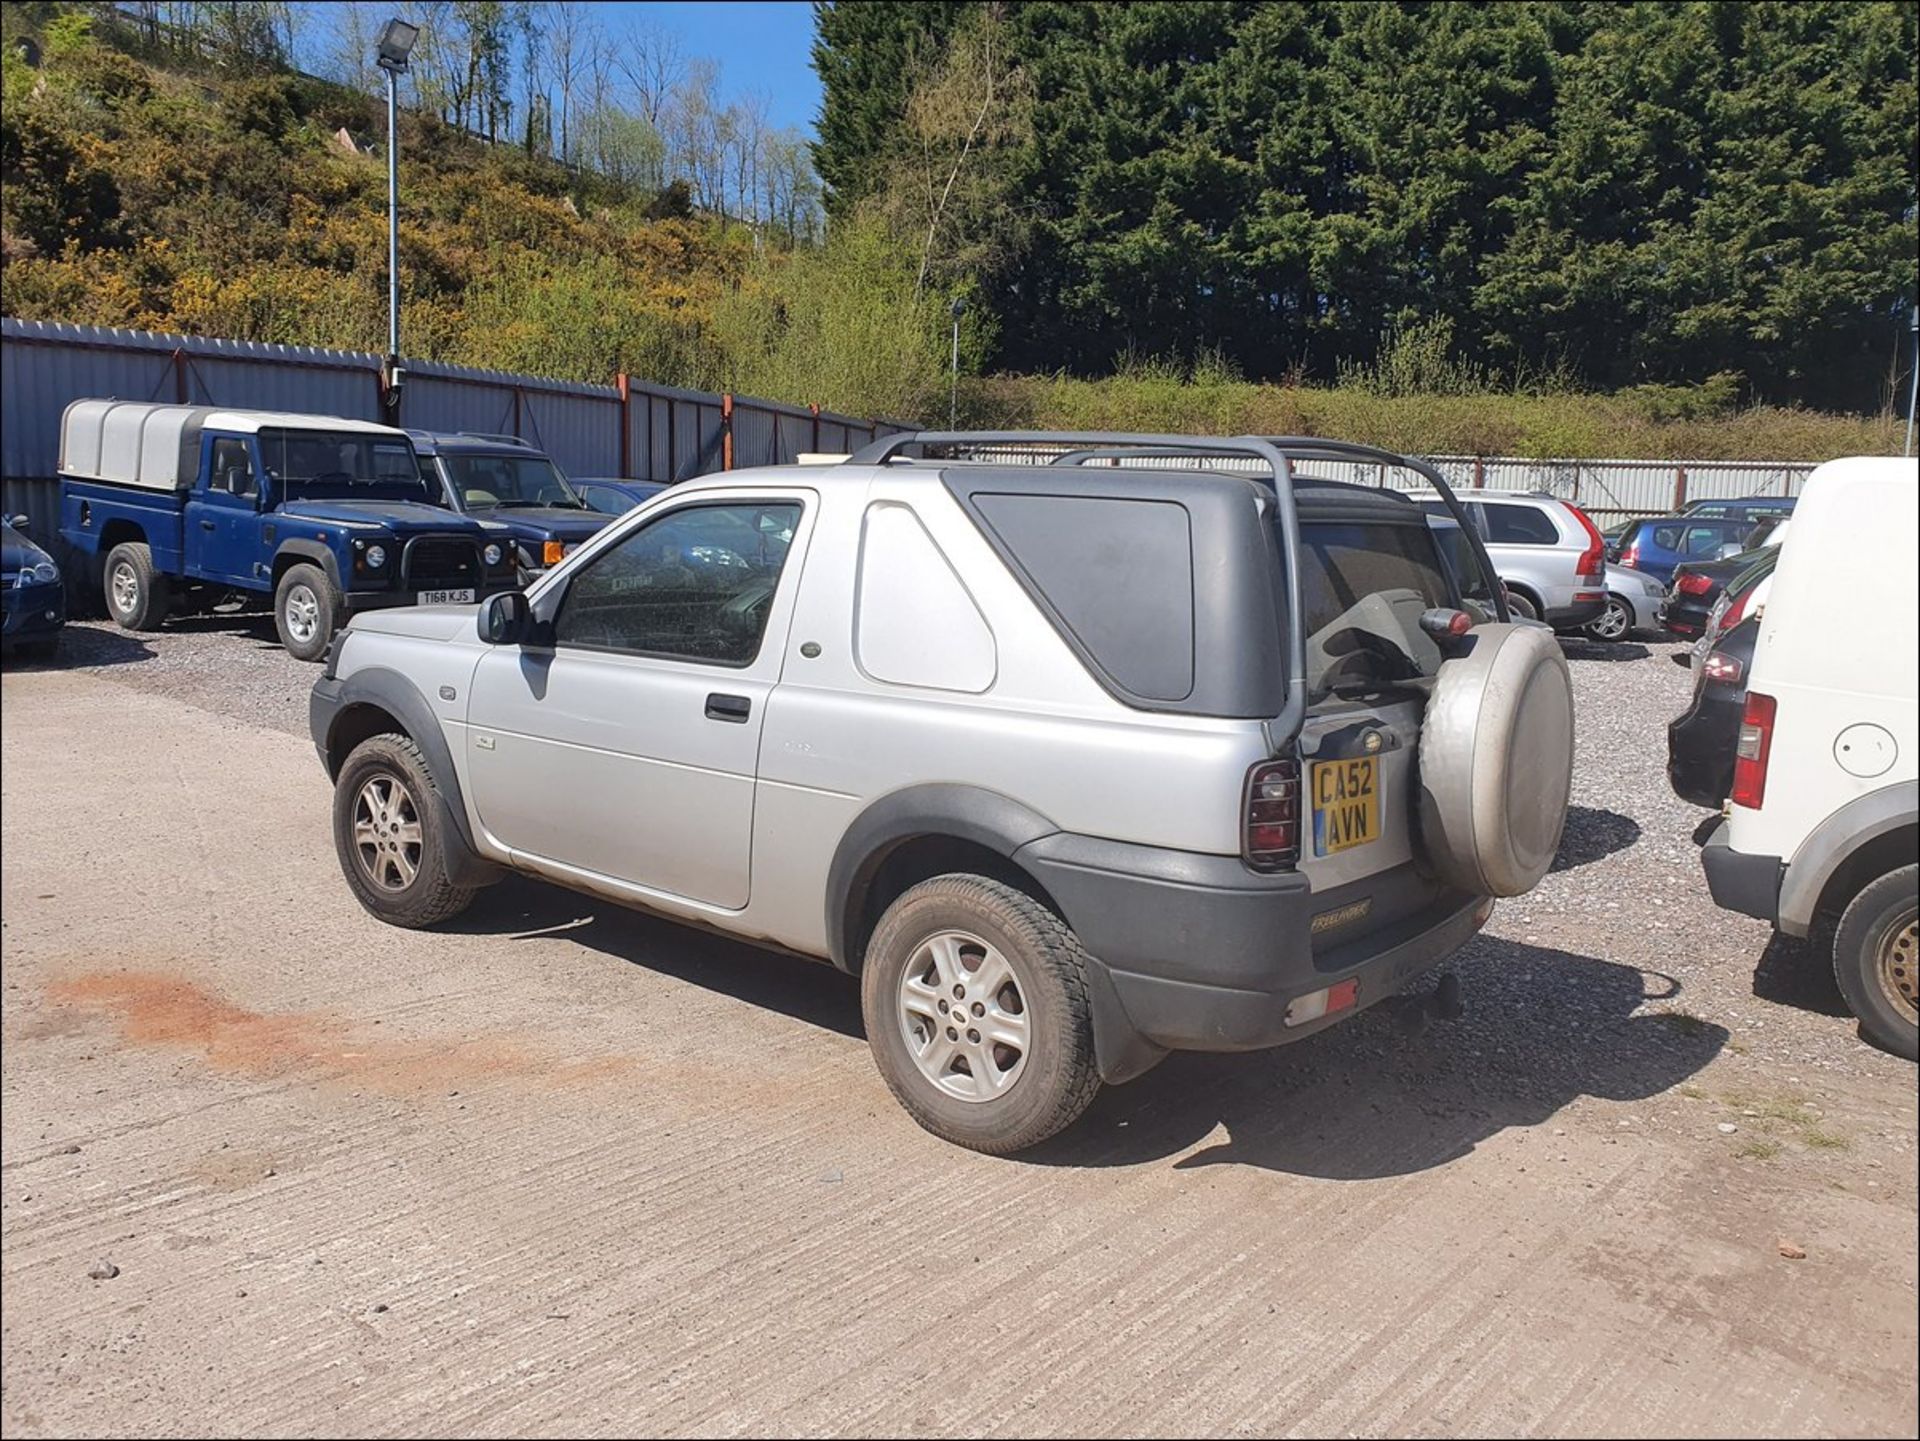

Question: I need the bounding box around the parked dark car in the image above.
[1679,494,1797,525]
[572,478,668,515]
[2,515,66,660]
[1657,523,1786,638]
[410,431,611,580]
[1608,515,1756,584]
[1667,611,1762,807]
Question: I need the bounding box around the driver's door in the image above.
[185,433,264,584]
[463,492,813,909]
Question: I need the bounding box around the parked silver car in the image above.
[1409,490,1609,633]
[310,432,1576,1153]
[1584,562,1670,642]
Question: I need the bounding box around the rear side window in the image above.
[1651,525,1683,551]
[856,502,995,693]
[972,493,1194,702]
[1298,521,1452,698]
[1481,503,1561,545]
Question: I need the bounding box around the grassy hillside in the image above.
[1,7,1900,459]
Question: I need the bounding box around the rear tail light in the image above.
[1243,759,1300,871]
[1567,503,1605,578]
[1619,545,1640,570]
[1731,692,1777,809]
[1722,586,1754,630]
[1677,572,1714,596]
[1702,651,1744,685]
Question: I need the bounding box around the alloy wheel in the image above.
[897,930,1030,1102]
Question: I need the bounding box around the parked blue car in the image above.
[409,432,612,582]
[2,515,66,660]
[1605,515,1759,584]
[572,478,669,515]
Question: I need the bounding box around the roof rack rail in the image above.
[844,430,1504,745]
[459,431,538,449]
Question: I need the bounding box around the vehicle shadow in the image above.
[1750,928,1850,1019]
[450,881,1723,1180]
[1022,938,1725,1177]
[1559,638,1652,662]
[448,875,863,1040]
[36,626,155,669]
[1551,805,1642,871]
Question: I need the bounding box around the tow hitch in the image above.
[1388,972,1464,1037]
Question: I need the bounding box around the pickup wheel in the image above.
[103,542,170,632]
[332,733,478,929]
[1832,865,1919,1062]
[861,876,1101,1154]
[274,562,338,662]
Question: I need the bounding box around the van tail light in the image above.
[1677,572,1714,596]
[1567,503,1605,578]
[1731,692,1777,809]
[1619,545,1639,570]
[1243,759,1300,871]
[1702,651,1744,685]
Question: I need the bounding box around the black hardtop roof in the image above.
[407,430,551,458]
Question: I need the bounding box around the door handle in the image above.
[200,520,217,531]
[705,693,751,723]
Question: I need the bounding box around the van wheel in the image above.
[332,733,478,929]
[1832,865,1919,1062]
[861,876,1101,1154]
[103,542,170,631]
[275,563,338,662]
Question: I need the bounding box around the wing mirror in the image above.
[478,590,530,645]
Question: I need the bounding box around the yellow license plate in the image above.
[1312,757,1380,856]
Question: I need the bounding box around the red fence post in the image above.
[810,402,820,454]
[512,387,523,438]
[616,372,631,479]
[1673,464,1688,511]
[722,393,734,471]
[173,349,188,404]
[1472,455,1485,489]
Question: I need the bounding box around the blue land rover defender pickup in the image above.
[58,401,517,660]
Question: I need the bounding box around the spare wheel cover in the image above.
[1417,623,1574,897]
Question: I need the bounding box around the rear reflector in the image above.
[1284,978,1359,1028]
[1242,759,1300,871]
[1703,651,1744,685]
[1677,573,1714,596]
[1731,692,1777,809]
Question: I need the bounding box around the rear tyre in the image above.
[1504,588,1540,622]
[275,562,339,662]
[1832,865,1918,1062]
[1584,594,1633,642]
[332,733,478,929]
[103,542,170,632]
[861,875,1101,1154]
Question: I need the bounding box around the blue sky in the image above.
[604,2,823,136]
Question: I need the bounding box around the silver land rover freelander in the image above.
[309,432,1575,1153]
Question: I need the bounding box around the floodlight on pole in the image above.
[377,18,418,404]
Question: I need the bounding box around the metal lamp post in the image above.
[376,18,419,406]
[949,296,967,429]
[1906,304,1918,459]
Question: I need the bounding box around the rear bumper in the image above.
[1699,820,1781,924]
[1017,832,1488,1079]
[1658,598,1712,636]
[1547,593,1607,629]
[1666,688,1741,808]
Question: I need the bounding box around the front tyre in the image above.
[332,733,478,929]
[1832,865,1918,1062]
[861,875,1101,1154]
[274,562,339,662]
[1584,594,1633,642]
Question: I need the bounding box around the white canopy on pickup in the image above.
[59,400,410,491]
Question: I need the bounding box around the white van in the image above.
[1701,457,1918,1059]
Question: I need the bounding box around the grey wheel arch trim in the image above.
[825,784,1061,972]
[1778,781,1920,938]
[275,540,344,593]
[312,665,500,888]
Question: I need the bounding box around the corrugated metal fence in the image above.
[0,318,910,549]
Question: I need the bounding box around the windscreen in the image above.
[260,429,431,500]
[1296,520,1453,700]
[442,453,584,510]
